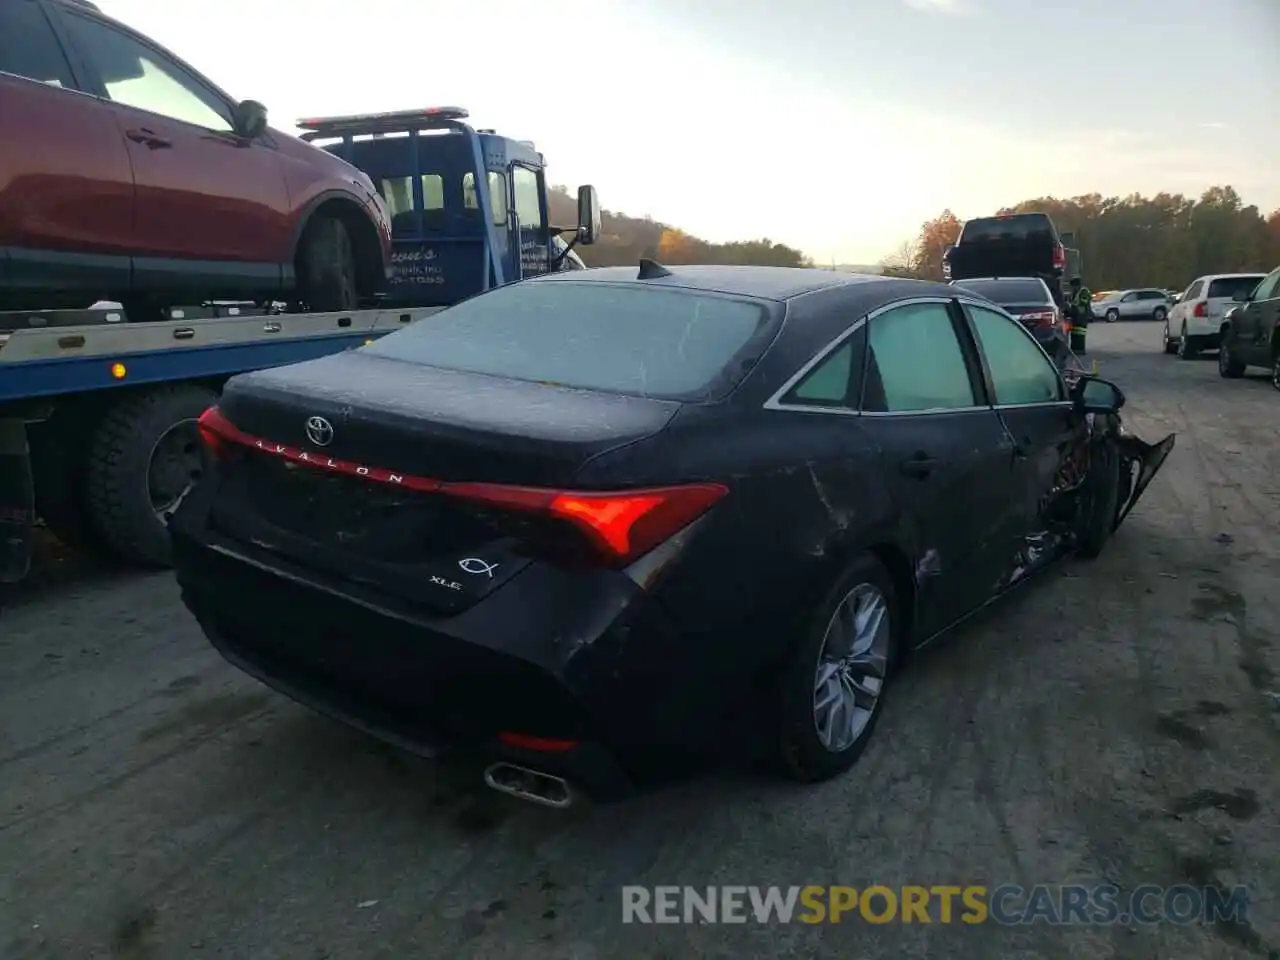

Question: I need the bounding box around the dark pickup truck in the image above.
[943,212,1073,308]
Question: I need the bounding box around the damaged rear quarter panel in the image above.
[575,404,901,672]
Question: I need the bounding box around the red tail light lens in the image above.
[1020,310,1057,328]
[1193,301,1207,318]
[448,480,728,566]
[1052,245,1066,269]
[195,405,729,567]
[196,405,232,459]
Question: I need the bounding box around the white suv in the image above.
[1164,273,1266,359]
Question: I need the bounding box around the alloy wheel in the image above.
[1272,355,1280,392]
[812,583,890,753]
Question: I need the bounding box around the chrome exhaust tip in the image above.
[483,762,574,809]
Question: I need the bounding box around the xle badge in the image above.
[429,576,462,591]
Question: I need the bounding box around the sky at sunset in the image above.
[103,0,1279,264]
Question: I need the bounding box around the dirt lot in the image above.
[1,322,1277,959]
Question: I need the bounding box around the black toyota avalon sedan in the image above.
[174,263,1174,806]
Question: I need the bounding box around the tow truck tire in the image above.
[86,384,218,567]
[1074,440,1121,560]
[299,215,359,312]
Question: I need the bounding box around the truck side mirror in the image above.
[233,100,268,140]
[577,185,601,245]
[1060,231,1076,245]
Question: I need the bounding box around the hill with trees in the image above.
[547,186,810,269]
[883,186,1280,290]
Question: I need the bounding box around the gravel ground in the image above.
[1,321,1277,959]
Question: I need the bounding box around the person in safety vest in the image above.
[1066,276,1092,354]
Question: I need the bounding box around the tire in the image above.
[1105,308,1119,323]
[1272,352,1280,393]
[1153,306,1167,323]
[86,384,218,567]
[299,215,359,312]
[1218,338,1246,378]
[1074,440,1121,560]
[1177,324,1198,360]
[1162,323,1177,354]
[775,553,898,783]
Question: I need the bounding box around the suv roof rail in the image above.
[61,0,101,9]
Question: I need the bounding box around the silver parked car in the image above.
[1092,288,1172,322]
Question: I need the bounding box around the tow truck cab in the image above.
[297,107,600,307]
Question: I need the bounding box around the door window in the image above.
[1248,269,1280,302]
[0,0,75,87]
[1183,281,1204,301]
[966,304,1063,406]
[61,13,233,132]
[512,166,543,229]
[782,327,867,408]
[862,302,977,413]
[463,171,508,225]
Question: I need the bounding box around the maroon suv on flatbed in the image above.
[0,0,392,315]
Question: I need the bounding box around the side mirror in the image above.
[1060,232,1076,246]
[1070,375,1125,414]
[233,100,268,140]
[576,185,600,246]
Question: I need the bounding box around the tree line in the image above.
[882,186,1280,290]
[547,186,810,269]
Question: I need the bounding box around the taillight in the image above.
[1052,245,1066,270]
[195,404,729,567]
[1193,301,1207,318]
[447,480,728,567]
[197,405,231,459]
[1020,310,1057,328]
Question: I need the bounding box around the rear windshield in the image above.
[362,280,773,400]
[960,214,1056,244]
[953,278,1051,304]
[1207,276,1265,300]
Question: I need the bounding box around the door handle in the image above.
[125,128,172,149]
[899,453,939,478]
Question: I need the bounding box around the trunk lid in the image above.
[206,351,682,612]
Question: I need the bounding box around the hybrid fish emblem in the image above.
[305,416,334,447]
[459,558,499,578]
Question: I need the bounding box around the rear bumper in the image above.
[170,528,712,800]
[1181,317,1221,339]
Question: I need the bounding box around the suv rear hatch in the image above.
[1204,276,1265,322]
[196,277,777,614]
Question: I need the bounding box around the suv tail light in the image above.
[1193,301,1207,318]
[1052,244,1066,270]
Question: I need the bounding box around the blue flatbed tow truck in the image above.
[0,106,599,585]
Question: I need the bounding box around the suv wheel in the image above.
[1162,323,1177,354]
[1153,306,1167,323]
[1105,308,1120,323]
[1272,352,1280,393]
[1219,338,1245,378]
[1177,324,1198,360]
[299,215,359,312]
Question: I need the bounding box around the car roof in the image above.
[951,276,1048,284]
[1194,273,1266,282]
[528,264,924,302]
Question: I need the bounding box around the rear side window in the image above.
[0,0,75,87]
[783,326,867,408]
[863,302,977,413]
[953,279,1051,304]
[1207,276,1266,300]
[363,281,773,400]
[1184,281,1204,300]
[1251,270,1280,302]
[960,214,1055,244]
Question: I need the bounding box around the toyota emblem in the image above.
[305,415,334,447]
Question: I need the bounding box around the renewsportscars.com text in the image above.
[621,884,1249,926]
